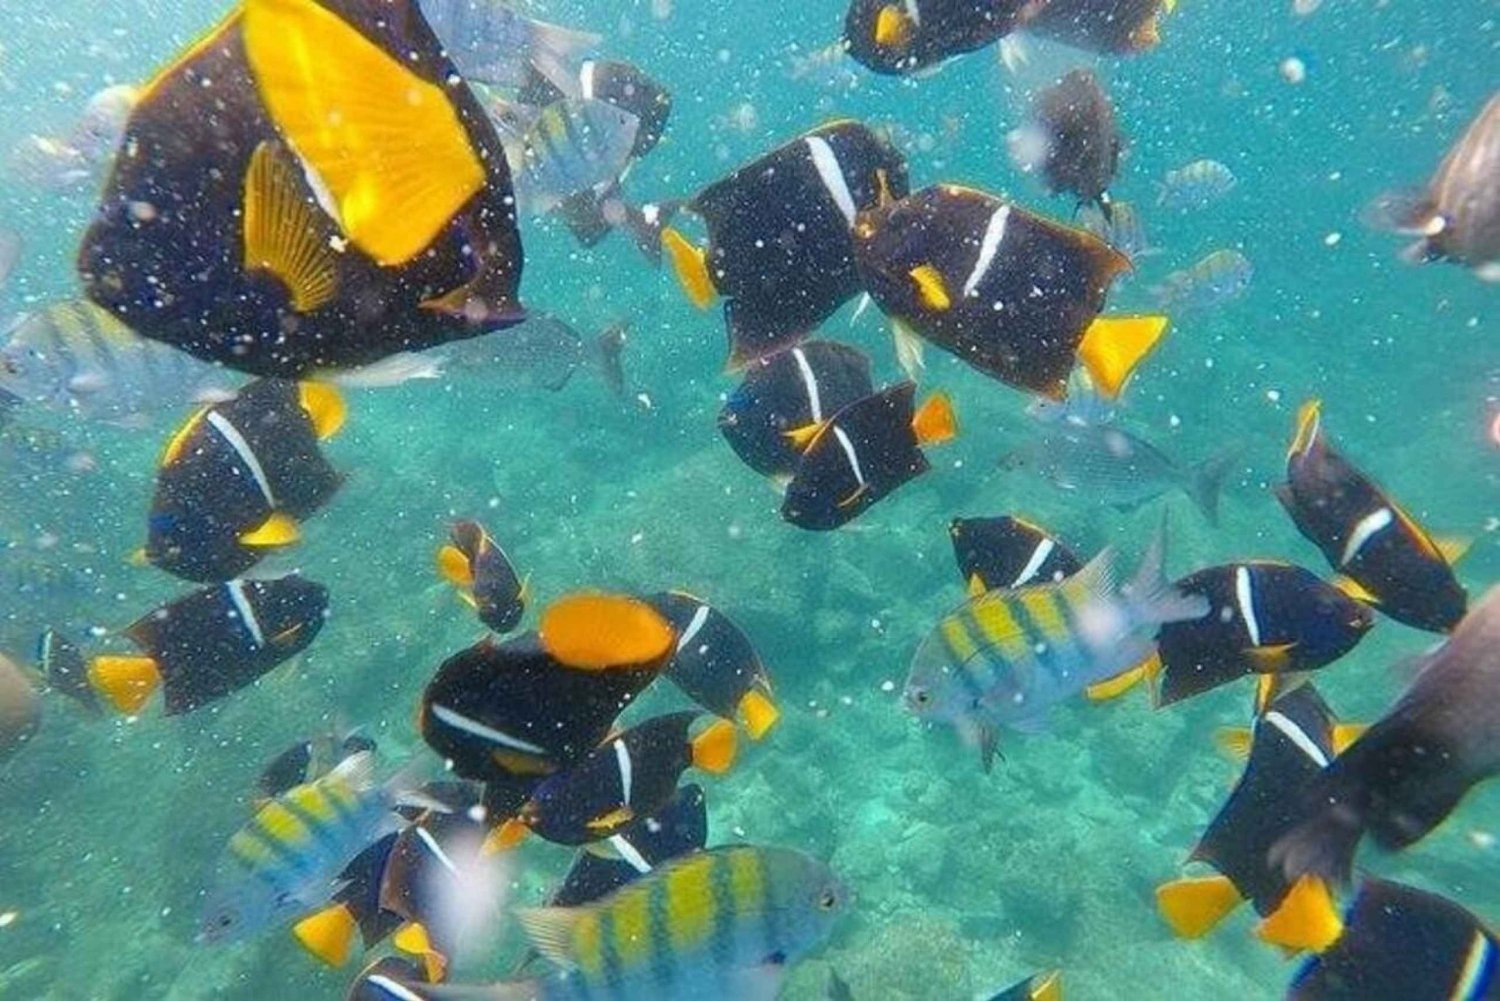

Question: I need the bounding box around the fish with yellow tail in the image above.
[842,0,1044,76]
[905,530,1206,771]
[365,845,849,1001]
[647,592,781,741]
[437,519,527,634]
[77,0,525,379]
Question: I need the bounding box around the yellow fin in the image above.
[240,511,301,548]
[137,11,241,105]
[126,547,150,569]
[481,817,531,855]
[297,381,346,440]
[661,227,716,309]
[784,420,829,452]
[243,141,337,313]
[737,689,780,741]
[908,264,952,312]
[966,573,988,598]
[436,544,474,589]
[539,592,676,671]
[1255,876,1343,953]
[392,920,447,982]
[1254,673,1279,714]
[1085,653,1159,702]
[1289,399,1323,458]
[911,392,957,446]
[1331,575,1379,605]
[1434,535,1471,566]
[88,655,161,714]
[1156,874,1243,939]
[160,407,209,468]
[585,806,635,832]
[1076,315,1170,399]
[1214,727,1254,761]
[1030,970,1062,1001]
[242,0,484,266]
[515,906,583,970]
[1245,642,1297,674]
[691,718,738,774]
[291,904,356,967]
[491,748,557,776]
[874,3,912,47]
[1331,723,1367,755]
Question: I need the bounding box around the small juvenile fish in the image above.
[420,0,600,95]
[436,518,527,634]
[1157,158,1237,210]
[1150,249,1253,313]
[497,98,640,215]
[446,315,627,396]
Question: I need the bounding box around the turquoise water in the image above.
[0,1,1496,998]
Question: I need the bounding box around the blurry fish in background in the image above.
[788,41,862,94]
[446,315,628,396]
[420,0,600,96]
[1157,158,1237,210]
[842,0,1041,76]
[5,134,90,191]
[256,727,377,805]
[1150,249,1253,313]
[36,628,99,715]
[494,98,641,216]
[1009,68,1124,217]
[1364,92,1500,281]
[437,518,527,633]
[4,84,136,192]
[0,652,42,763]
[1078,199,1158,262]
[0,300,234,427]
[1022,0,1174,55]
[0,229,20,293]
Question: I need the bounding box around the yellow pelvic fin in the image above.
[1214,727,1254,761]
[291,903,357,967]
[436,543,474,589]
[661,227,716,309]
[1289,399,1323,458]
[784,420,830,453]
[874,4,913,47]
[88,655,162,714]
[297,381,346,440]
[491,748,558,777]
[1155,874,1243,939]
[1076,314,1170,400]
[243,141,337,314]
[1330,575,1379,605]
[539,592,676,671]
[966,573,989,598]
[1255,876,1343,954]
[391,920,448,982]
[585,806,635,832]
[911,392,957,446]
[691,718,738,774]
[908,264,952,312]
[1030,970,1062,1001]
[242,0,484,266]
[126,547,151,569]
[1245,642,1298,674]
[481,817,531,855]
[160,407,209,468]
[1084,651,1160,702]
[239,511,301,548]
[737,689,780,741]
[1331,723,1367,755]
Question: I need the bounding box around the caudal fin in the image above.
[1185,448,1237,526]
[1123,527,1209,628]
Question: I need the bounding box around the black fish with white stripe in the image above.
[843,0,1038,76]
[345,956,435,1001]
[84,573,328,716]
[520,58,673,162]
[1275,400,1468,634]
[147,378,344,583]
[550,783,708,908]
[1155,562,1374,707]
[949,515,1084,596]
[646,592,780,740]
[718,339,875,480]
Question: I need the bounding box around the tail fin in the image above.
[1185,448,1237,526]
[1123,527,1209,627]
[594,324,628,397]
[623,200,682,266]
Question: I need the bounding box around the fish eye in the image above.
[818,889,839,911]
[911,688,931,706]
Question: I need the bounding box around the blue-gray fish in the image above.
[446,315,628,395]
[1149,249,1253,313]
[496,99,641,215]
[1078,199,1158,262]
[1157,158,1237,210]
[418,0,600,95]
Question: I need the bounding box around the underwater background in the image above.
[0,0,1496,997]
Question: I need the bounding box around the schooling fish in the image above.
[718,339,875,481]
[906,533,1206,770]
[842,0,1043,76]
[256,728,377,806]
[86,574,327,716]
[436,519,527,633]
[1272,585,1500,887]
[950,515,1084,596]
[554,188,683,264]
[853,183,1166,400]
[1010,68,1124,215]
[420,0,600,96]
[647,592,780,740]
[520,58,673,163]
[0,299,231,426]
[988,970,1063,1001]
[391,845,849,1001]
[1078,199,1157,262]
[547,784,708,909]
[1275,400,1468,633]
[78,0,525,379]
[36,628,99,715]
[781,381,957,531]
[146,379,344,583]
[447,315,628,396]
[1365,93,1500,281]
[496,98,641,216]
[663,120,909,367]
[1149,249,1252,313]
[488,711,736,850]
[1283,878,1497,999]
[1154,563,1374,707]
[1156,158,1237,210]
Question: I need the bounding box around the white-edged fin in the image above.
[515,906,584,970]
[892,318,926,383]
[327,749,378,794]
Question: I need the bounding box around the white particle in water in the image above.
[0,912,16,928]
[880,680,895,692]
[1325,232,1342,246]
[1280,57,1307,84]
[1267,389,1282,403]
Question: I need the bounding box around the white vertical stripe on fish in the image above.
[579,60,597,100]
[1340,507,1393,567]
[609,833,653,874]
[791,347,825,421]
[805,136,857,228]
[1011,538,1055,588]
[365,976,426,1001]
[675,602,711,654]
[1235,565,1263,647]
[612,738,633,804]
[225,580,266,648]
[206,411,276,508]
[832,425,866,489]
[963,205,1010,298]
[1264,710,1329,768]
[430,703,548,755]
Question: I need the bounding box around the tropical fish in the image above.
[446,315,628,395]
[718,339,875,480]
[554,188,682,263]
[853,183,1166,400]
[146,379,344,583]
[988,969,1063,1001]
[436,519,527,634]
[1272,585,1500,886]
[78,0,526,379]
[520,58,673,163]
[0,653,41,763]
[1010,68,1124,214]
[497,98,641,215]
[1275,400,1468,633]
[419,0,600,96]
[256,728,377,806]
[662,120,909,367]
[0,300,231,426]
[1149,249,1253,313]
[86,574,328,716]
[1154,563,1374,707]
[1078,199,1158,262]
[547,784,708,909]
[347,957,436,1001]
[647,591,780,739]
[842,0,1041,76]
[36,628,99,715]
[1156,158,1237,210]
[3,84,135,191]
[1022,0,1172,54]
[905,533,1207,770]
[781,382,957,531]
[1365,92,1500,281]
[5,134,90,191]
[949,515,1084,596]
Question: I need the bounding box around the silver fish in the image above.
[1078,199,1158,262]
[495,98,641,215]
[419,0,600,95]
[447,315,627,395]
[1157,158,1237,210]
[1149,249,1253,313]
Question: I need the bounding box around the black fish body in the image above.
[1023,0,1169,54]
[948,515,1083,593]
[1028,69,1123,209]
[648,591,778,738]
[549,783,708,907]
[843,0,1041,76]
